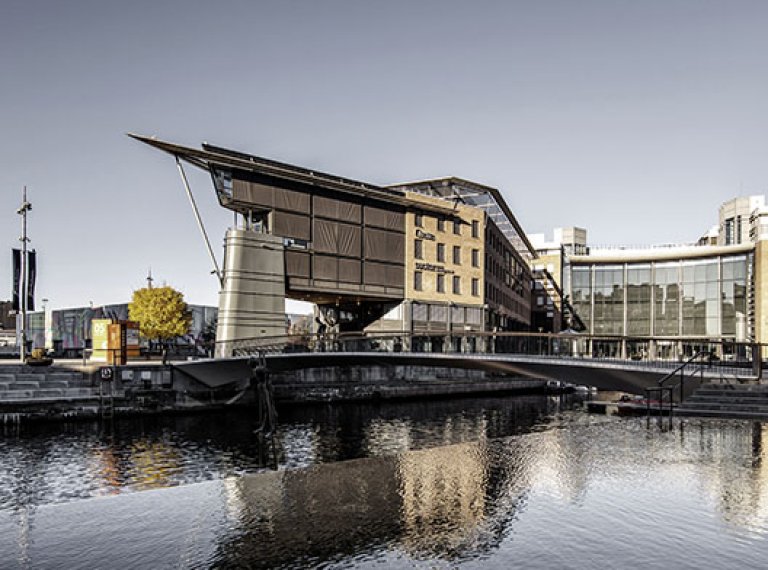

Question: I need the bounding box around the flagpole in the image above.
[17,187,31,362]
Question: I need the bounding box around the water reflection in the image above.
[5,401,768,567]
[0,395,563,512]
[211,417,768,568]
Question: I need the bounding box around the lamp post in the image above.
[16,187,31,363]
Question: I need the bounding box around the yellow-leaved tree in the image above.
[128,285,191,348]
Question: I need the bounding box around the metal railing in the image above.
[217,331,764,380]
[645,350,713,416]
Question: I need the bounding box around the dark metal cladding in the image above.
[130,134,413,321]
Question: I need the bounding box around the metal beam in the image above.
[175,157,224,286]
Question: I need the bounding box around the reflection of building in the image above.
[693,422,768,532]
[398,443,488,554]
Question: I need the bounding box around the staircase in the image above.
[0,364,96,404]
[678,382,768,419]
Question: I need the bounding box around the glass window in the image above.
[721,255,749,339]
[414,271,423,291]
[430,304,447,322]
[452,276,461,294]
[211,167,233,199]
[724,218,734,245]
[437,218,445,232]
[570,265,592,331]
[654,262,680,336]
[472,278,479,296]
[415,239,423,260]
[437,243,445,263]
[453,220,461,235]
[592,265,624,335]
[437,273,445,293]
[466,307,482,325]
[626,264,651,336]
[471,220,479,238]
[415,213,423,228]
[681,259,720,337]
[471,249,479,267]
[453,245,461,264]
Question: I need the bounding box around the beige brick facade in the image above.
[404,192,484,307]
[755,241,768,348]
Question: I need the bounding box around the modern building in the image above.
[529,227,589,333]
[719,195,765,246]
[24,303,217,358]
[568,244,753,358]
[133,136,538,356]
[134,134,768,360]
[533,195,768,358]
[0,301,15,330]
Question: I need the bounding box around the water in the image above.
[2,396,768,568]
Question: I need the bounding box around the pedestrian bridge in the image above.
[175,332,764,396]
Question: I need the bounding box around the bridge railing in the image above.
[219,331,764,379]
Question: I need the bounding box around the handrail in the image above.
[657,351,711,387]
[215,331,761,381]
[218,330,768,347]
[651,350,712,410]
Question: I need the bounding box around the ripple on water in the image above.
[3,400,768,568]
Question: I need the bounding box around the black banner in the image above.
[11,249,20,312]
[27,250,36,312]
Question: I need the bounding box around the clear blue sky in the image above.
[2,0,767,310]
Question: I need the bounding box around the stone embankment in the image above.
[0,361,175,424]
[1,359,556,424]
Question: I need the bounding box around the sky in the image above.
[2,0,767,311]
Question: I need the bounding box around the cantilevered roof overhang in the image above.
[129,134,460,216]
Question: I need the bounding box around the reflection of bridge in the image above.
[175,332,764,396]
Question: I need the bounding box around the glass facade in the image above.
[681,259,719,336]
[626,264,651,336]
[569,254,752,340]
[571,267,591,330]
[592,266,623,335]
[654,263,679,336]
[721,255,748,337]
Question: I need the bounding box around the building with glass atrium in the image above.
[533,195,768,358]
[568,246,753,358]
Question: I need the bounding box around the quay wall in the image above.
[1,360,548,423]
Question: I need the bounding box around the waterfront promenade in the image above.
[1,330,765,422]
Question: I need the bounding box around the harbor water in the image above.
[2,395,768,568]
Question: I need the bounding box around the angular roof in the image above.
[129,134,458,215]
